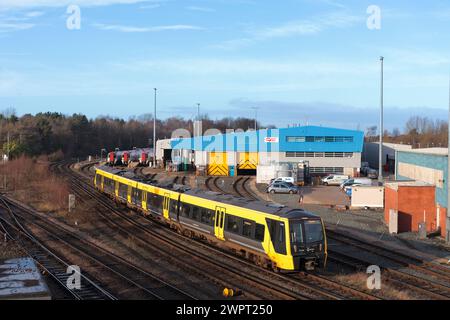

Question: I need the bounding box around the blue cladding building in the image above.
[170,125,364,177]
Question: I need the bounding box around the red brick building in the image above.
[385,182,447,236]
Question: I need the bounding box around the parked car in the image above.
[367,169,379,179]
[340,178,372,190]
[321,175,350,186]
[265,181,295,192]
[267,182,299,194]
[269,177,295,185]
[360,162,370,175]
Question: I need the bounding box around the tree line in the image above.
[0,110,270,159]
[365,116,448,148]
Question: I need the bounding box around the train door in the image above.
[142,192,148,211]
[127,186,132,203]
[214,206,226,240]
[163,193,171,219]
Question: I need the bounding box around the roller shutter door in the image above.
[237,152,258,170]
[207,152,229,176]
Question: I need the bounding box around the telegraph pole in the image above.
[378,56,384,183]
[153,88,157,168]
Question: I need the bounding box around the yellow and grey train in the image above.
[94,167,327,271]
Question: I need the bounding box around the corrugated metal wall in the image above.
[396,151,448,208]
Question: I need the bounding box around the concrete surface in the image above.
[0,258,51,300]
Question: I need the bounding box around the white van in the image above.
[269,177,295,185]
[340,178,372,189]
[321,175,349,186]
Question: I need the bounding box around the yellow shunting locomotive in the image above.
[94,167,327,271]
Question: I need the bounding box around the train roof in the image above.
[183,189,318,219]
[96,166,320,220]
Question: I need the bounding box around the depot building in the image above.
[158,124,364,178]
[389,147,450,243]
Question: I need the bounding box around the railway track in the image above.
[326,229,450,299]
[64,164,320,299]
[232,177,259,200]
[0,198,116,300]
[200,170,450,299]
[66,161,380,300]
[1,196,195,300]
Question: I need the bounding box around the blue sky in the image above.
[0,0,449,130]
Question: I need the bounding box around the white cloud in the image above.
[380,48,450,67]
[25,11,45,17]
[0,22,35,32]
[213,11,363,49]
[0,0,150,10]
[111,58,376,76]
[93,23,203,32]
[186,6,215,12]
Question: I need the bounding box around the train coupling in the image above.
[304,260,316,271]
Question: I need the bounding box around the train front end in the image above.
[288,217,327,271]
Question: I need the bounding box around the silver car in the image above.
[267,182,299,194]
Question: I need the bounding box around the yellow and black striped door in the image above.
[207,152,229,176]
[238,152,258,170]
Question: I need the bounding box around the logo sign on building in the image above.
[264,137,279,143]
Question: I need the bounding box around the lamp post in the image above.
[251,107,259,131]
[153,88,157,168]
[378,56,384,183]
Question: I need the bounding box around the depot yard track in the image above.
[74,162,379,300]
[0,198,116,300]
[4,160,449,299]
[203,175,450,300]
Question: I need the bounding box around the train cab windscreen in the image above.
[290,220,324,254]
[304,220,324,244]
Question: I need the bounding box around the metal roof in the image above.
[170,125,364,153]
[399,147,448,156]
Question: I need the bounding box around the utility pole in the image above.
[7,131,10,161]
[153,88,157,168]
[378,56,384,183]
[251,107,259,131]
[197,103,200,121]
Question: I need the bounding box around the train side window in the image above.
[210,210,215,226]
[191,206,200,221]
[226,215,242,234]
[181,204,190,218]
[215,212,219,227]
[220,212,225,228]
[201,209,213,225]
[255,224,265,242]
[170,200,178,213]
[242,220,253,238]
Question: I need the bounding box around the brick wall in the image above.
[385,185,443,234]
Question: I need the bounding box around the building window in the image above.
[286,136,354,143]
[286,152,353,158]
[310,167,344,174]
